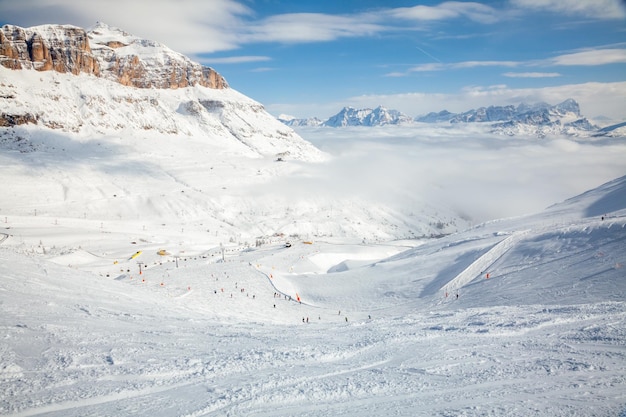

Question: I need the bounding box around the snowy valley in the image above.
[1,22,626,417]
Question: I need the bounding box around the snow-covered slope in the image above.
[0,175,624,416]
[0,65,323,161]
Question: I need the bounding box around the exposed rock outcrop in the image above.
[0,24,99,75]
[88,23,227,89]
[0,112,38,127]
[0,22,227,90]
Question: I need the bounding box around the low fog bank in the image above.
[293,125,626,223]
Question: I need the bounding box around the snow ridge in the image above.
[443,230,530,294]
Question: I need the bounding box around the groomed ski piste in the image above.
[1,174,625,416]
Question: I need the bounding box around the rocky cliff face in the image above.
[87,22,227,89]
[0,24,99,76]
[0,22,227,90]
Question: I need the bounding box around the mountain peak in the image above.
[553,98,580,116]
[323,105,412,127]
[0,23,227,90]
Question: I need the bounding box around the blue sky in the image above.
[1,0,626,119]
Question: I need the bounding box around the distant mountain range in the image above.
[279,100,626,138]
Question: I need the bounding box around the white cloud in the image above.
[391,48,626,76]
[5,0,622,62]
[0,0,514,57]
[388,2,500,24]
[239,13,384,44]
[250,67,276,73]
[400,60,520,75]
[294,125,626,223]
[0,0,251,54]
[203,56,271,64]
[511,0,626,19]
[406,63,447,72]
[549,49,626,66]
[503,72,562,78]
[455,61,520,69]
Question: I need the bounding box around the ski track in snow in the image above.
[1,69,626,413]
[1,206,626,416]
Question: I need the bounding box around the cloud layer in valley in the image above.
[284,126,626,223]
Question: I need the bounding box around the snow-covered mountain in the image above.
[283,99,605,138]
[0,23,322,161]
[281,106,413,127]
[278,114,324,127]
[323,106,413,127]
[417,99,598,137]
[0,22,226,89]
[416,99,587,125]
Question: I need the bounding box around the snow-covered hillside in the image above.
[0,174,624,416]
[0,65,322,162]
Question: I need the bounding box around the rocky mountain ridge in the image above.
[281,99,616,138]
[0,22,226,90]
[418,99,599,137]
[323,106,413,127]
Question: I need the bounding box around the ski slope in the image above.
[1,176,625,416]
